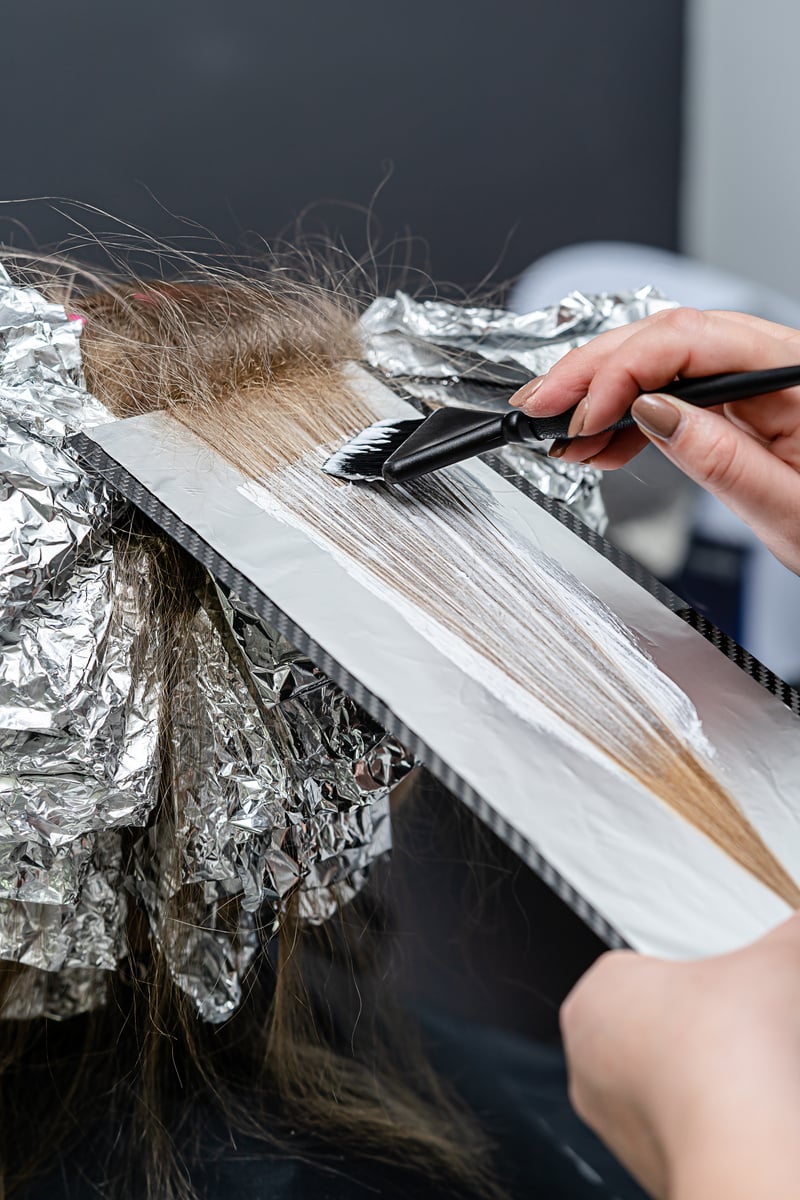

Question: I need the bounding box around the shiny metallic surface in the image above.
[0,268,411,1022]
[0,272,647,1022]
[143,591,407,1020]
[0,266,148,1017]
[360,288,676,533]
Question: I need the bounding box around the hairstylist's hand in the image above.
[509,309,800,572]
[560,913,800,1200]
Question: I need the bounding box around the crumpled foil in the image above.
[0,269,668,1024]
[0,265,410,1023]
[359,287,676,534]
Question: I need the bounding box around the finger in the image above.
[549,430,615,463]
[632,394,800,572]
[582,309,800,437]
[703,311,800,445]
[551,385,800,464]
[549,425,649,468]
[705,309,800,342]
[510,308,800,418]
[509,325,640,408]
[560,949,638,1044]
[720,391,800,456]
[509,308,680,412]
[756,909,800,951]
[583,426,649,469]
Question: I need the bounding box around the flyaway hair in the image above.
[0,254,796,1200]
[76,272,800,908]
[0,264,501,1200]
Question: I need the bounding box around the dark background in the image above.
[391,778,607,1040]
[4,1,684,290]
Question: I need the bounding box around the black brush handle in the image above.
[512,364,800,443]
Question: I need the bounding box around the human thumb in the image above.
[631,393,800,573]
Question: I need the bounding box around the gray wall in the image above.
[683,0,800,300]
[4,1,684,289]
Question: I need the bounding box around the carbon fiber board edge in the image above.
[71,429,800,951]
[392,380,800,715]
[71,431,626,950]
[481,450,800,719]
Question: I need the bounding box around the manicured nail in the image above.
[509,375,546,408]
[548,438,569,459]
[567,394,590,438]
[632,394,682,441]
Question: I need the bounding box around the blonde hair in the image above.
[0,268,501,1199]
[76,273,799,910]
[0,256,795,1199]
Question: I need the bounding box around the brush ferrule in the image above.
[502,408,576,444]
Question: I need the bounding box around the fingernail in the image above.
[509,375,546,408]
[632,394,682,441]
[567,394,590,438]
[548,438,569,459]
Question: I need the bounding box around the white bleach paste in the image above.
[238,454,714,790]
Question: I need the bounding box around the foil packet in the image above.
[0,266,409,1022]
[359,287,676,533]
[0,269,668,1023]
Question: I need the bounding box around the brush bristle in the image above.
[321,418,422,482]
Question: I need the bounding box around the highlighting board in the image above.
[73,370,800,958]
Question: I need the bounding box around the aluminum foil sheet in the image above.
[0,268,145,1018]
[0,269,670,1023]
[359,288,677,534]
[86,374,800,966]
[0,266,410,1023]
[145,589,404,1020]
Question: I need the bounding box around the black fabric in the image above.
[22,1013,648,1200]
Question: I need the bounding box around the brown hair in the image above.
[0,256,796,1198]
[0,268,502,1198]
[76,271,799,910]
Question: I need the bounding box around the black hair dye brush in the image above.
[323,365,800,484]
